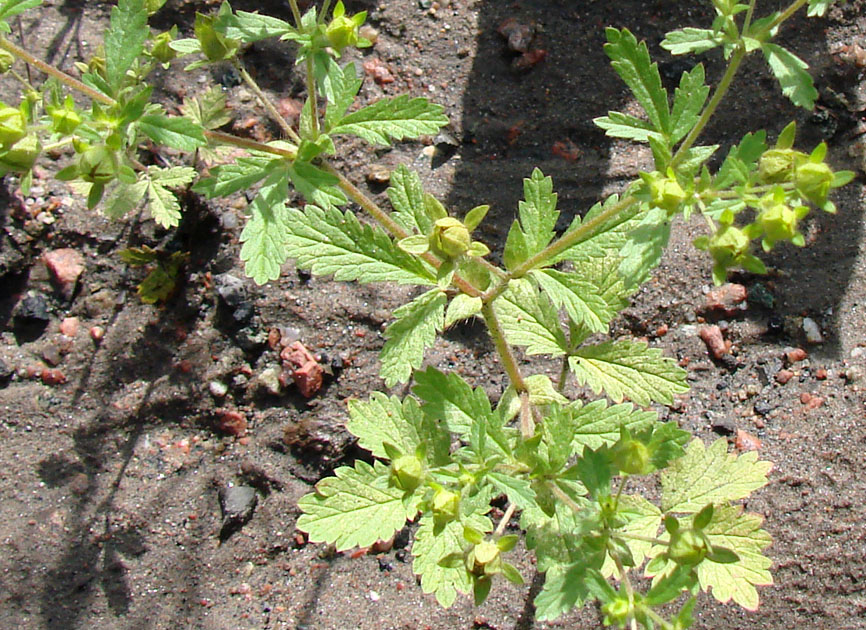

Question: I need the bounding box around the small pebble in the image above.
[786,348,808,363]
[735,429,762,452]
[90,326,105,342]
[802,317,824,344]
[775,369,794,385]
[59,317,79,337]
[209,381,228,398]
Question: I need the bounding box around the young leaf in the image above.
[147,165,197,188]
[492,279,568,357]
[695,503,773,611]
[379,289,447,387]
[594,111,664,143]
[503,168,559,270]
[603,28,670,137]
[193,155,276,198]
[534,560,595,621]
[444,293,482,328]
[0,0,42,33]
[216,8,291,42]
[286,161,346,212]
[323,60,363,128]
[661,439,772,513]
[145,181,182,228]
[761,43,818,110]
[296,460,419,551]
[329,95,448,146]
[570,400,657,452]
[807,0,832,16]
[346,393,449,464]
[387,165,433,235]
[181,87,232,130]
[138,113,207,151]
[412,513,491,608]
[102,180,148,219]
[714,130,767,189]
[568,338,688,406]
[576,446,613,499]
[670,64,710,144]
[240,170,291,284]
[104,0,148,92]
[487,472,536,511]
[413,367,495,436]
[530,268,622,334]
[284,205,436,286]
[661,27,723,55]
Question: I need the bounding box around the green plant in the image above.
[0,0,853,626]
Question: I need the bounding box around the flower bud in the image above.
[431,217,471,258]
[612,439,651,475]
[0,102,26,148]
[795,161,834,205]
[389,454,423,492]
[78,146,116,184]
[151,30,177,64]
[467,540,501,576]
[601,597,631,627]
[708,225,749,268]
[325,2,365,53]
[194,13,239,62]
[50,106,82,135]
[758,148,805,184]
[649,173,686,213]
[432,488,460,524]
[0,50,14,74]
[757,202,798,249]
[668,528,710,566]
[0,135,40,173]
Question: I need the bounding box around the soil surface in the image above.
[2,1,866,629]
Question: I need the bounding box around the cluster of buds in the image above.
[694,223,766,286]
[0,101,39,176]
[641,168,688,215]
[461,527,523,604]
[324,1,371,56]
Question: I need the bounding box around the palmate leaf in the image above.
[603,28,670,137]
[286,161,346,212]
[492,278,567,357]
[181,87,232,131]
[103,180,148,219]
[661,438,772,513]
[761,43,818,110]
[296,460,419,551]
[487,472,536,511]
[104,0,147,92]
[284,205,436,286]
[215,7,292,42]
[329,94,448,146]
[661,27,723,56]
[0,0,42,32]
[568,339,688,406]
[346,392,450,466]
[379,289,446,386]
[503,168,559,270]
[387,165,433,235]
[413,367,495,437]
[143,166,196,228]
[412,512,491,608]
[240,170,291,284]
[569,400,657,451]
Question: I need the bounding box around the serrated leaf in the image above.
[762,43,818,110]
[413,367,495,436]
[570,400,657,452]
[347,393,448,465]
[487,472,536,510]
[604,28,670,136]
[286,161,346,212]
[806,0,832,17]
[380,289,446,386]
[239,170,290,284]
[104,0,148,92]
[661,27,723,55]
[103,180,148,219]
[618,205,671,290]
[593,111,664,143]
[412,512,491,608]
[503,168,559,270]
[670,64,709,144]
[661,439,772,513]
[696,503,772,610]
[329,95,448,146]
[568,338,688,406]
[714,130,767,189]
[181,87,232,130]
[323,60,363,128]
[445,293,482,328]
[216,8,291,42]
[284,204,435,285]
[534,555,597,621]
[531,268,621,334]
[297,460,417,551]
[387,165,432,235]
[145,182,182,228]
[147,165,196,188]
[139,113,207,151]
[0,0,41,32]
[193,155,276,198]
[601,495,662,578]
[492,278,567,357]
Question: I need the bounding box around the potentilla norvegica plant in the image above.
[0,0,854,626]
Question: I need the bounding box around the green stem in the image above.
[0,36,114,107]
[617,532,669,546]
[482,301,528,407]
[757,0,809,37]
[305,57,321,138]
[556,356,570,393]
[612,554,636,620]
[42,137,75,152]
[643,607,675,630]
[547,481,584,515]
[232,58,302,144]
[741,0,757,36]
[320,0,334,22]
[287,0,303,26]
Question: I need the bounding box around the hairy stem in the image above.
[320,0,334,22]
[481,301,528,409]
[305,57,321,138]
[612,554,636,630]
[204,129,297,158]
[287,0,303,26]
[233,58,302,144]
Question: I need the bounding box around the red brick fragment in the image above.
[44,248,85,299]
[280,341,323,398]
[216,409,247,437]
[699,325,729,359]
[735,429,762,452]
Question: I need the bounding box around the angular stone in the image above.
[44,248,85,300]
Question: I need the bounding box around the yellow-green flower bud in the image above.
[50,106,82,135]
[151,30,177,64]
[431,217,471,258]
[0,135,40,173]
[432,488,460,524]
[467,540,501,576]
[0,102,26,148]
[601,597,631,627]
[649,174,686,213]
[708,225,750,268]
[757,202,799,249]
[78,146,116,184]
[758,148,806,184]
[668,528,710,566]
[389,454,424,492]
[612,439,651,475]
[0,50,14,74]
[795,161,834,205]
[325,2,365,53]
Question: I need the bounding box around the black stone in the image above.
[219,485,258,541]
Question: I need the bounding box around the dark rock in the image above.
[749,283,775,309]
[219,485,258,541]
[766,314,784,335]
[377,557,394,572]
[710,415,737,436]
[754,400,773,416]
[15,292,51,323]
[756,358,782,385]
[215,273,254,326]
